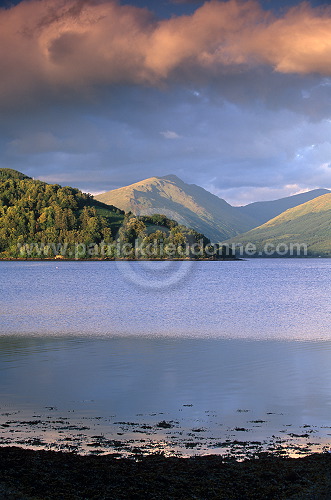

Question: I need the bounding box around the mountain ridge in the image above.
[96,175,330,243]
[96,175,257,242]
[236,188,330,226]
[225,193,331,256]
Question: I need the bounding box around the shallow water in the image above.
[1,259,331,457]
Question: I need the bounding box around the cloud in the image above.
[160,130,181,139]
[170,1,202,4]
[210,185,314,206]
[3,80,330,202]
[245,2,331,75]
[1,0,331,205]
[1,0,331,107]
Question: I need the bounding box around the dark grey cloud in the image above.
[2,70,331,205]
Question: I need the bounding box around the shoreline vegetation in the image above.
[1,446,331,499]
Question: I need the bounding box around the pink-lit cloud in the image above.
[1,0,331,105]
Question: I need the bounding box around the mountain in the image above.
[236,189,330,226]
[0,169,225,260]
[95,175,257,242]
[4,168,329,259]
[225,193,331,257]
[96,175,330,242]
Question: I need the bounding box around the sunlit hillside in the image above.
[96,175,257,242]
[225,193,331,256]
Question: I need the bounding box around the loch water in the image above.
[1,259,331,457]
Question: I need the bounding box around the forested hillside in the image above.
[0,169,227,260]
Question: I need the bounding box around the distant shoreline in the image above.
[0,257,241,262]
[0,256,329,261]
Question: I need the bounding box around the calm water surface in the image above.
[1,259,331,457]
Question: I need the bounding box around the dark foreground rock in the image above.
[1,447,331,499]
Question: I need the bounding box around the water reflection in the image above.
[1,337,331,456]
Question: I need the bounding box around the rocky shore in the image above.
[1,447,331,499]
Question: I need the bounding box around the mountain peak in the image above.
[160,174,184,183]
[95,174,256,241]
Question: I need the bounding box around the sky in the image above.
[1,0,331,205]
